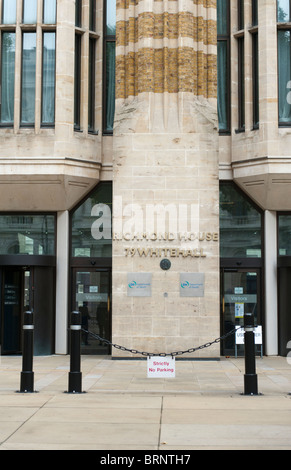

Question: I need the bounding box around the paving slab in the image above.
[5,422,161,449]
[30,407,161,424]
[0,355,290,450]
[159,423,291,449]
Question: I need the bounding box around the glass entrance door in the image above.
[73,269,111,355]
[0,267,31,354]
[221,269,261,356]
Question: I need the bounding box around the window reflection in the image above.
[1,32,15,124]
[42,32,56,125]
[278,30,291,124]
[76,270,111,355]
[104,0,116,133]
[217,41,228,131]
[43,0,56,24]
[278,0,290,21]
[279,214,291,255]
[71,183,112,258]
[220,183,262,258]
[23,0,37,24]
[217,0,230,133]
[106,0,116,35]
[21,32,36,125]
[2,0,17,24]
[105,42,115,132]
[0,215,55,255]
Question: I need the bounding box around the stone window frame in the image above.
[74,0,99,134]
[0,0,57,129]
[232,0,259,133]
[277,0,291,127]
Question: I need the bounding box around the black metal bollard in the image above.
[20,310,35,393]
[243,312,258,395]
[68,310,82,393]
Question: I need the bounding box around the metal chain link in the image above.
[82,326,242,357]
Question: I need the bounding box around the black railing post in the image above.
[68,310,82,393]
[20,310,35,393]
[244,312,258,395]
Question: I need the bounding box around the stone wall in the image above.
[112,0,220,358]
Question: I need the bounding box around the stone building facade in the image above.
[0,0,290,359]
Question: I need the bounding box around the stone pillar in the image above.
[55,211,70,354]
[264,210,278,355]
[112,0,220,358]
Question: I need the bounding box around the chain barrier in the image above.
[82,326,242,358]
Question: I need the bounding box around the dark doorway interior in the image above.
[0,266,55,355]
[278,267,291,356]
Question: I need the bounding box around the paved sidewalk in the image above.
[0,355,290,450]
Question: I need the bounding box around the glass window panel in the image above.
[2,0,17,24]
[106,0,116,35]
[217,41,228,131]
[105,41,115,132]
[74,34,81,129]
[75,0,82,27]
[279,215,291,255]
[217,0,228,36]
[71,183,112,258]
[253,33,259,127]
[220,183,262,258]
[278,0,290,21]
[278,30,291,124]
[89,0,96,31]
[252,0,258,26]
[0,215,55,255]
[88,38,96,131]
[238,37,245,130]
[21,33,36,125]
[238,0,244,30]
[1,32,15,124]
[42,32,55,125]
[43,0,56,24]
[23,0,37,23]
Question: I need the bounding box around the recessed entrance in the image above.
[0,267,28,354]
[72,268,111,355]
[0,265,55,355]
[221,268,262,356]
[278,266,291,355]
